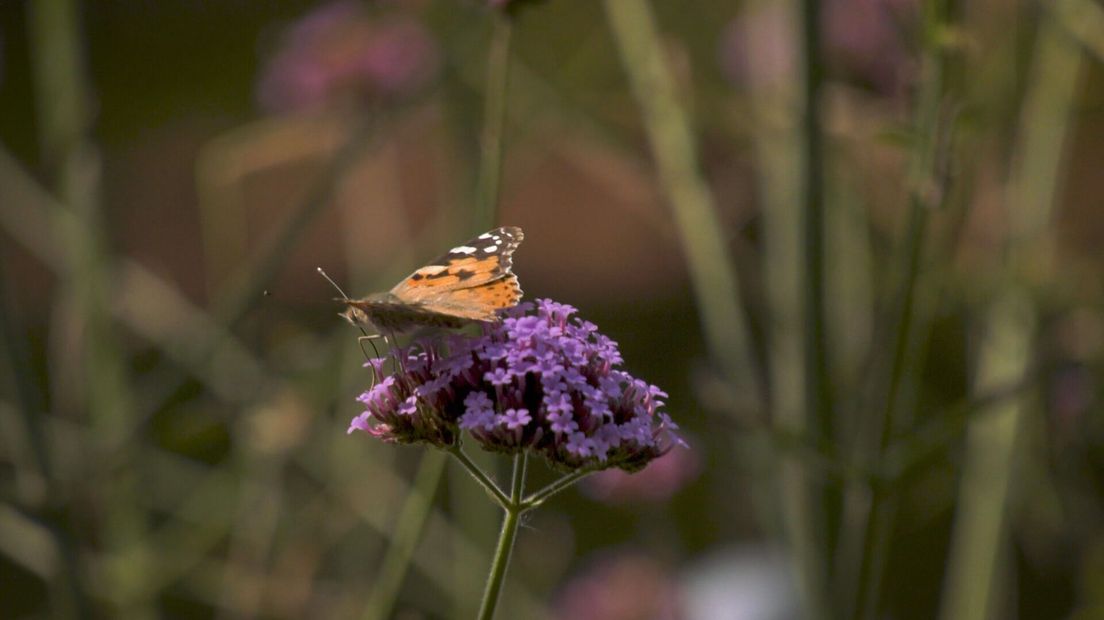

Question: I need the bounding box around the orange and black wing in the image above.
[413,274,523,321]
[390,227,524,301]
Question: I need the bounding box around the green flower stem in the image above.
[795,5,843,606]
[29,0,151,615]
[939,10,1082,620]
[472,13,513,231]
[449,446,511,510]
[521,469,594,511]
[477,453,527,620]
[453,14,515,618]
[602,0,760,406]
[362,450,448,620]
[850,2,951,617]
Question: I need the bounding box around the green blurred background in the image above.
[1,0,1103,618]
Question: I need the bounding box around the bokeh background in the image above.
[2,0,1103,618]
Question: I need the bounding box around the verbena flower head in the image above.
[349,299,681,472]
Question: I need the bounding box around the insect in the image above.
[323,226,524,334]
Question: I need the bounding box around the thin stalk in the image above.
[472,14,513,231]
[795,2,846,612]
[477,453,527,620]
[939,10,1083,620]
[0,267,88,618]
[217,454,284,617]
[363,450,448,620]
[734,3,827,614]
[798,0,832,444]
[521,468,594,510]
[602,0,761,407]
[850,196,929,620]
[449,446,511,509]
[846,0,954,614]
[850,1,950,615]
[29,0,152,616]
[453,17,516,617]
[1053,0,1104,65]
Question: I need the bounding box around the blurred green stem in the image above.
[454,15,516,618]
[0,264,88,618]
[795,6,844,597]
[798,0,832,447]
[602,0,760,407]
[744,0,826,614]
[211,115,383,329]
[28,0,153,616]
[851,2,950,617]
[1053,0,1104,64]
[522,468,594,510]
[477,453,527,620]
[939,11,1082,620]
[473,14,513,231]
[362,451,448,620]
[133,113,390,435]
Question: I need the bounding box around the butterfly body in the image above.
[341,227,524,333]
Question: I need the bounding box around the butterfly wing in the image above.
[340,227,524,332]
[390,226,524,299]
[412,273,523,321]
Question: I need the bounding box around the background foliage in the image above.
[1,0,1103,618]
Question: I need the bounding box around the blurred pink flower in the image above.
[824,0,919,93]
[1050,366,1096,431]
[582,444,700,504]
[720,0,918,94]
[554,551,684,620]
[257,1,439,112]
[719,5,798,89]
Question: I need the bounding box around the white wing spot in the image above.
[478,233,494,240]
[420,265,448,275]
[482,244,499,253]
[453,246,478,254]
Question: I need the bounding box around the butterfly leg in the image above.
[356,334,386,386]
[356,334,386,359]
[386,330,409,374]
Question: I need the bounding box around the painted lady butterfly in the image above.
[339,227,524,333]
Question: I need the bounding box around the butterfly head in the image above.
[340,292,394,328]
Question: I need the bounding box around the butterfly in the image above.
[338,226,524,333]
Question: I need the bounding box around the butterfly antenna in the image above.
[317,267,351,301]
[319,267,383,384]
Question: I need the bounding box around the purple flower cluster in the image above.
[257,2,439,113]
[348,299,680,472]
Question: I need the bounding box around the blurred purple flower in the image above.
[582,443,700,504]
[554,551,684,620]
[257,1,439,113]
[349,299,682,472]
